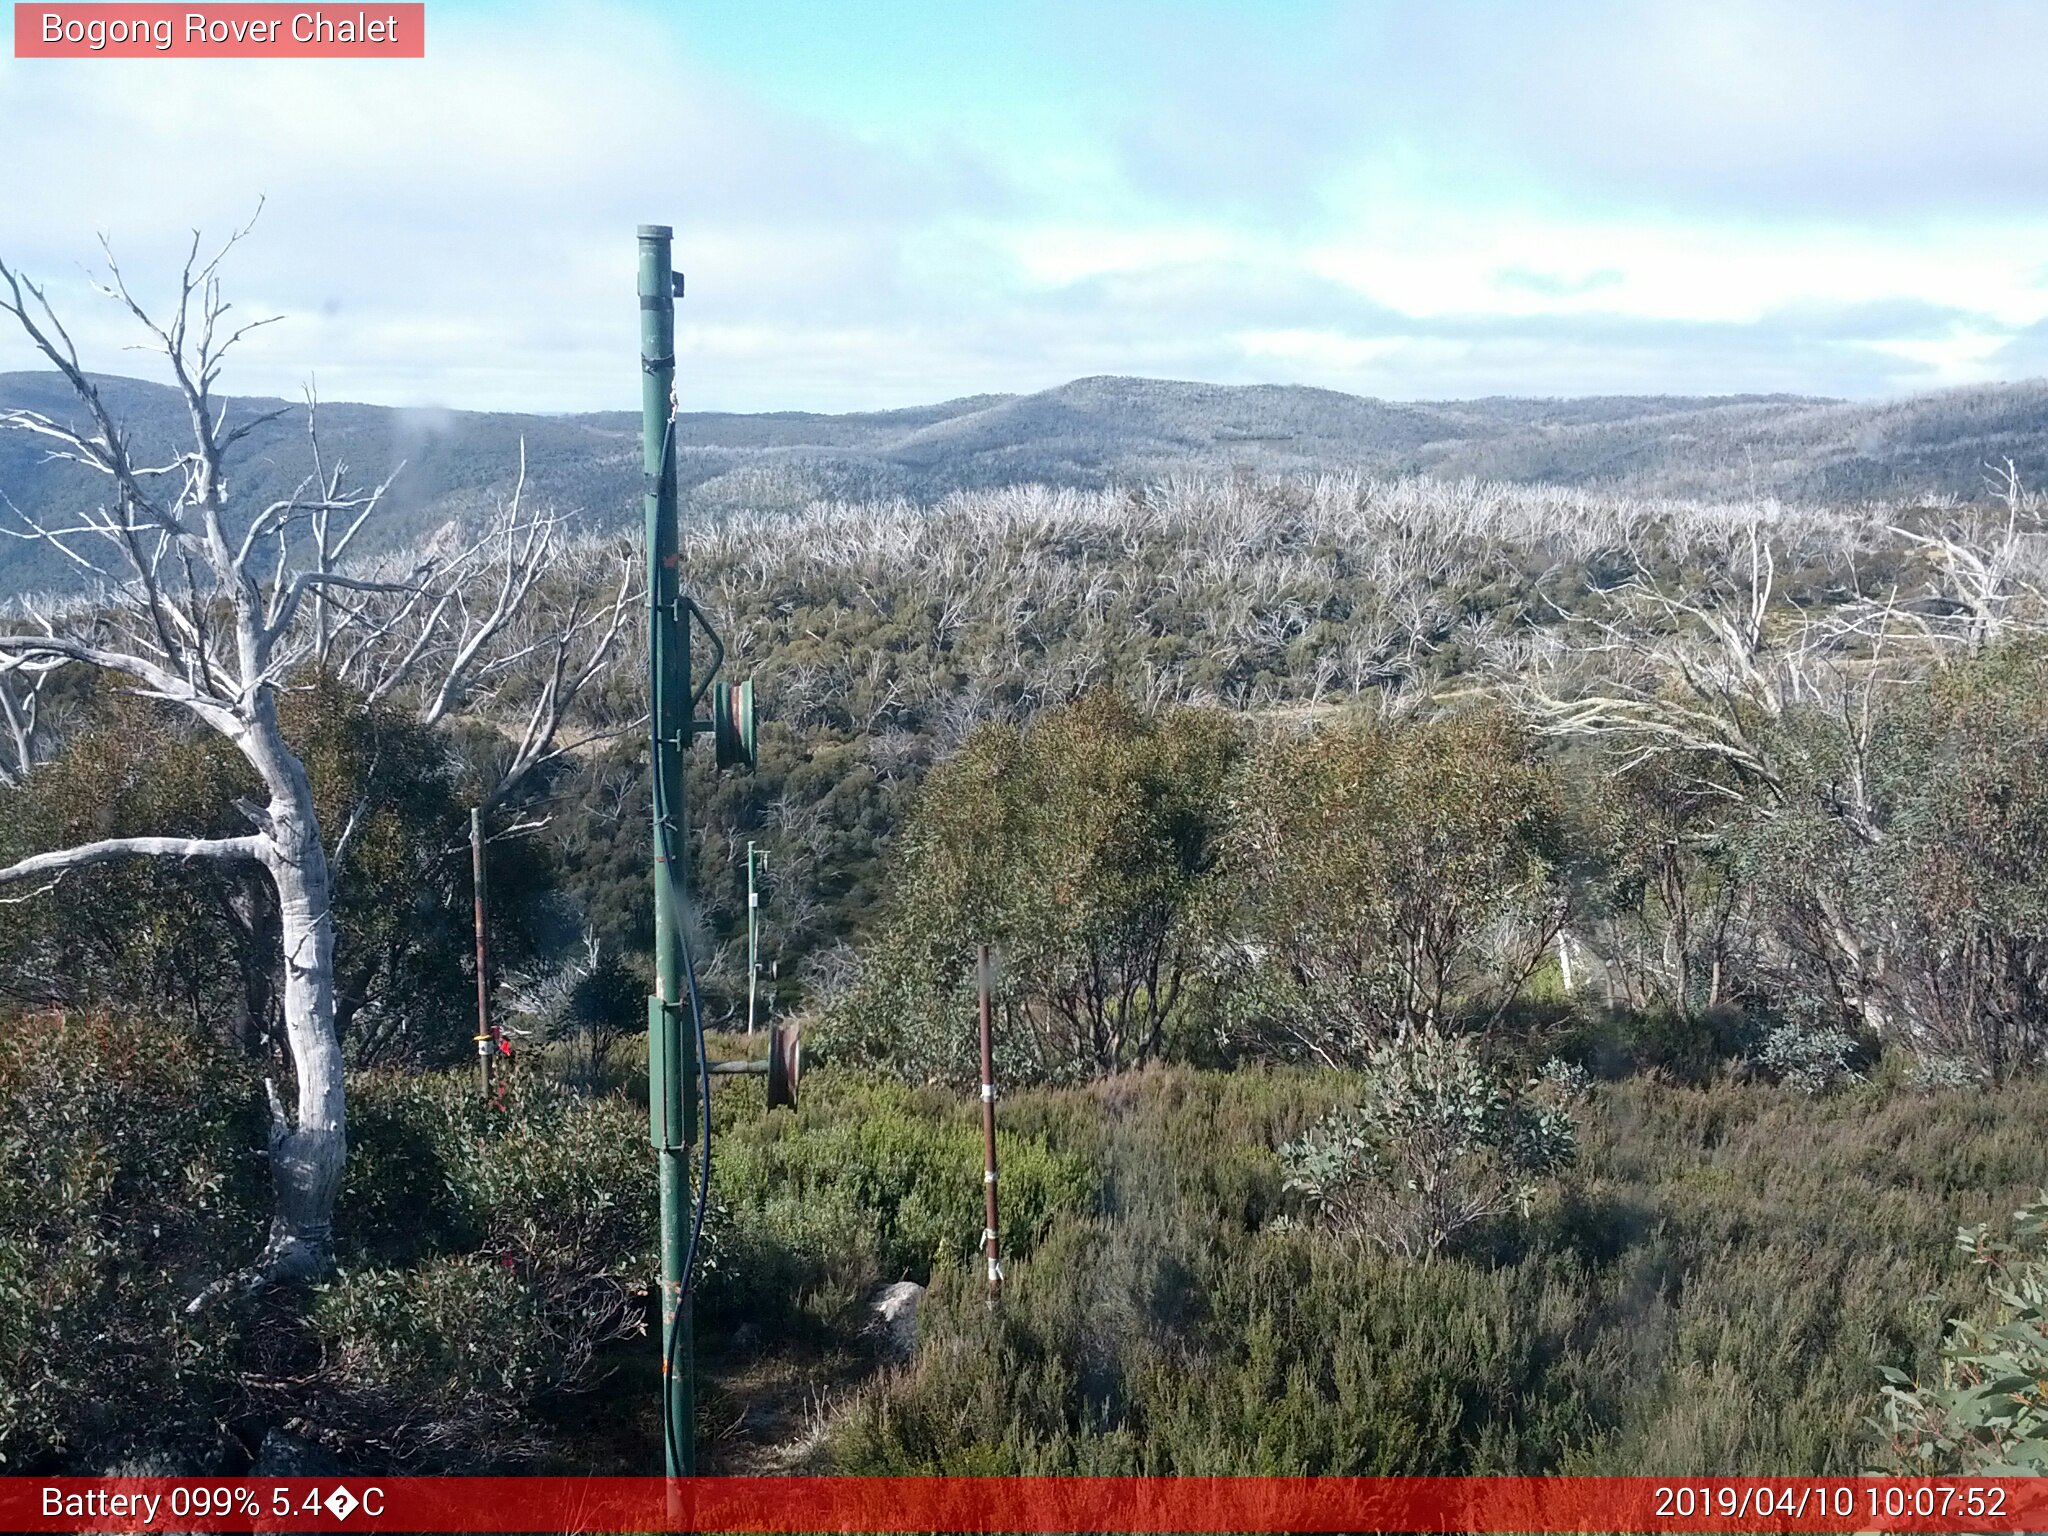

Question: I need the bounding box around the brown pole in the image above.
[978,943,1001,1304]
[472,805,493,1101]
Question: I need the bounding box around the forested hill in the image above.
[7,368,2048,594]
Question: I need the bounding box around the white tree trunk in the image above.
[261,837,345,1278]
[242,711,346,1286]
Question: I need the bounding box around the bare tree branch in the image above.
[0,832,263,886]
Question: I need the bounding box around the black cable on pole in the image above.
[651,410,714,1478]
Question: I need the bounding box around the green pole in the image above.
[640,223,696,1477]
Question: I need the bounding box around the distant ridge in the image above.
[3,370,2046,594]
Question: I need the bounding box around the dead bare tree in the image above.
[1510,521,1799,805]
[0,667,48,785]
[1884,459,2048,658]
[0,227,631,1303]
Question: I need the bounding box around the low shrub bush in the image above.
[0,1013,265,1471]
[1280,1029,1577,1258]
[1877,1192,2048,1472]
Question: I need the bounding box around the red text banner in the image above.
[3,1476,2045,1533]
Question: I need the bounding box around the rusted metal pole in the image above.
[978,943,1001,1304]
[471,805,492,1101]
[746,841,763,1036]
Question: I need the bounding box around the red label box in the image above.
[14,4,425,57]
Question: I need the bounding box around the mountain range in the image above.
[4,369,2047,594]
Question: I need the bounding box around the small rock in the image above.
[253,1428,341,1478]
[866,1280,924,1361]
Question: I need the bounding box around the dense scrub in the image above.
[829,641,2048,1090]
[8,469,2048,1477]
[539,472,2044,1043]
[10,472,2037,1056]
[832,1066,2048,1477]
[0,1015,1089,1472]
[6,1011,2046,1475]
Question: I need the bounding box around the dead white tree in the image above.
[1510,521,1799,805]
[0,227,632,1302]
[1885,459,2047,657]
[0,667,48,785]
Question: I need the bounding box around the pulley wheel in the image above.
[767,1020,801,1110]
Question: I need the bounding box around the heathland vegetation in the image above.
[6,285,2048,1474]
[8,459,2048,1475]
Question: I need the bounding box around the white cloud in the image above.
[3,2,2045,410]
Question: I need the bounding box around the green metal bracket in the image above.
[647,996,697,1150]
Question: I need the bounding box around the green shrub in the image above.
[1744,645,2048,1080]
[309,1255,600,1464]
[0,1013,265,1471]
[1877,1192,2048,1472]
[1756,1018,1864,1097]
[305,1068,658,1467]
[1217,710,1569,1063]
[1554,1004,1758,1083]
[1279,1029,1576,1258]
[708,1070,1098,1327]
[831,695,1237,1085]
[831,1066,2048,1476]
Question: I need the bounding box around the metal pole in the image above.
[978,944,1001,1304]
[640,223,696,1478]
[471,806,492,1102]
[745,841,761,1036]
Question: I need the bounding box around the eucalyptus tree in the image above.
[0,228,631,1302]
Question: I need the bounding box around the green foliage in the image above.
[0,1014,265,1471]
[1572,751,1753,1021]
[1218,709,1568,1061]
[521,475,2048,1060]
[304,1070,658,1465]
[1878,1193,2048,1473]
[833,694,1236,1085]
[308,1257,576,1464]
[705,1070,1098,1336]
[0,694,260,1034]
[1280,1028,1577,1258]
[1756,1017,1864,1096]
[0,679,554,1067]
[1747,644,2048,1078]
[835,1065,2048,1477]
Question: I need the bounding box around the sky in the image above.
[4,0,2048,412]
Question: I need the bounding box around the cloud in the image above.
[0,3,1018,409]
[1063,1,2048,225]
[2,1,2045,412]
[1496,268,1624,299]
